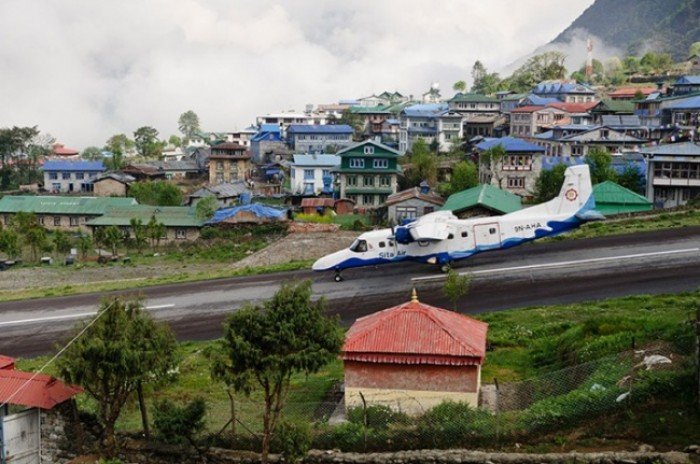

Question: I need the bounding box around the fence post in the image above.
[359,391,367,452]
[494,377,500,445]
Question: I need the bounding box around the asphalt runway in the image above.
[1,226,699,358]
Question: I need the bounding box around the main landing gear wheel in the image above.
[334,272,344,282]
[440,262,453,273]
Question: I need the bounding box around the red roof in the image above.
[510,105,545,113]
[0,355,15,370]
[546,101,598,113]
[52,144,79,156]
[301,198,335,208]
[384,187,444,207]
[0,370,82,409]
[608,87,656,98]
[343,295,488,366]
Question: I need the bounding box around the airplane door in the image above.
[474,223,501,248]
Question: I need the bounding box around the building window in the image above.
[322,169,331,177]
[396,206,417,221]
[70,217,79,226]
[38,216,44,225]
[362,194,374,205]
[347,175,357,186]
[53,216,61,226]
[364,146,375,155]
[49,172,58,180]
[461,231,468,237]
[380,176,391,187]
[349,158,364,168]
[424,206,434,215]
[304,169,314,180]
[217,161,224,170]
[373,159,388,169]
[52,183,61,192]
[507,177,525,188]
[75,172,85,180]
[176,229,186,239]
[363,176,374,187]
[62,172,71,180]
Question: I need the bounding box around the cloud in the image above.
[0,0,594,148]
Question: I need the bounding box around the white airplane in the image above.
[313,165,604,281]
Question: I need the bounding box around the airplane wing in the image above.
[394,211,455,243]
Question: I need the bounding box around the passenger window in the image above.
[350,239,368,253]
[379,241,386,248]
[489,228,496,234]
[447,233,454,239]
[461,231,468,237]
[388,240,394,247]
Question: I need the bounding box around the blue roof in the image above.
[259,123,281,133]
[42,160,105,171]
[402,103,449,118]
[207,203,287,224]
[639,142,700,156]
[675,75,700,85]
[534,130,555,140]
[533,82,594,95]
[287,124,353,135]
[664,95,700,110]
[523,94,561,106]
[541,156,585,171]
[291,154,340,167]
[475,137,545,153]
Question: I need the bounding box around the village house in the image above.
[398,103,463,154]
[285,124,354,153]
[476,137,545,199]
[348,105,392,138]
[92,172,135,197]
[509,106,569,137]
[380,118,401,148]
[87,204,204,241]
[446,92,504,137]
[300,197,336,215]
[140,160,202,180]
[592,181,652,215]
[531,81,598,103]
[250,124,290,164]
[121,164,167,181]
[0,195,137,232]
[441,184,522,218]
[639,142,700,208]
[207,203,289,226]
[672,75,700,95]
[255,111,327,137]
[208,142,252,184]
[590,99,635,123]
[186,181,251,208]
[342,290,488,414]
[42,160,106,194]
[663,94,700,127]
[336,140,401,207]
[289,153,340,196]
[383,184,445,224]
[532,124,646,157]
[50,142,80,158]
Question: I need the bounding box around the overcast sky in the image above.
[0,0,595,149]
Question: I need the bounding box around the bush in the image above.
[416,401,496,447]
[295,213,333,224]
[272,420,312,463]
[153,397,207,445]
[347,405,410,430]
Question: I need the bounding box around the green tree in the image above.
[53,230,72,256]
[195,195,218,221]
[129,218,148,255]
[147,216,166,252]
[405,138,438,187]
[0,227,21,259]
[58,297,177,457]
[447,160,478,195]
[129,181,183,206]
[133,126,161,159]
[443,270,472,310]
[504,51,567,92]
[105,133,134,156]
[616,165,644,194]
[103,225,122,256]
[585,148,616,184]
[623,56,641,74]
[533,164,567,203]
[690,42,700,57]
[168,134,182,148]
[217,281,342,463]
[153,398,207,447]
[77,233,92,261]
[81,146,103,161]
[479,144,507,189]
[338,109,365,140]
[453,80,466,92]
[178,110,201,143]
[105,151,124,171]
[470,60,501,94]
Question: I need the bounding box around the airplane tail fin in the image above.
[551,164,596,217]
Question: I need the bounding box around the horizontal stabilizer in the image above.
[576,209,606,221]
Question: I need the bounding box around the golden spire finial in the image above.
[411,287,419,302]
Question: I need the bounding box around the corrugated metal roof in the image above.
[300,198,335,208]
[384,187,444,207]
[600,115,642,126]
[593,181,652,207]
[441,184,522,214]
[86,205,203,227]
[291,154,340,167]
[594,99,635,113]
[675,75,700,85]
[0,196,137,215]
[638,142,700,156]
[0,370,82,409]
[43,160,105,171]
[343,298,488,364]
[547,101,598,113]
[402,103,449,118]
[475,137,545,153]
[448,92,498,103]
[287,124,353,134]
[664,95,700,110]
[0,355,15,370]
[533,82,594,95]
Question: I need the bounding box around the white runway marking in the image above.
[0,303,176,327]
[411,248,700,283]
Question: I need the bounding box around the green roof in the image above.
[441,184,522,215]
[448,92,499,103]
[592,181,652,215]
[86,205,204,227]
[594,99,635,113]
[0,196,137,215]
[500,93,527,102]
[345,188,395,195]
[348,105,391,114]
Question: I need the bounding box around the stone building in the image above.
[639,142,700,208]
[87,204,204,241]
[383,185,444,224]
[92,172,135,197]
[286,124,353,153]
[42,160,106,194]
[342,290,488,414]
[208,143,252,184]
[336,140,401,208]
[476,137,546,200]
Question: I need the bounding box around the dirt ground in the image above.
[0,231,358,293]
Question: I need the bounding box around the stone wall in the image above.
[40,401,85,464]
[117,443,692,464]
[288,222,340,233]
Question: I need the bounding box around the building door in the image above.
[473,223,501,248]
[1,408,41,463]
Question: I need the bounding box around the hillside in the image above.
[551,0,700,59]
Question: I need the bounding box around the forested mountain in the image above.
[551,0,700,59]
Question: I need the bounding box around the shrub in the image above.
[416,401,496,447]
[295,213,333,224]
[346,405,410,430]
[153,397,207,445]
[272,420,312,463]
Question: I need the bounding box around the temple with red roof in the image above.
[342,290,488,413]
[0,356,82,411]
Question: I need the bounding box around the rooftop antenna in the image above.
[585,37,593,80]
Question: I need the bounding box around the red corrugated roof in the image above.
[343,297,488,365]
[301,198,335,208]
[0,355,15,370]
[53,145,79,156]
[608,87,656,98]
[510,105,545,113]
[0,370,82,409]
[546,101,598,113]
[384,187,445,207]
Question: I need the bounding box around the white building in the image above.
[398,103,463,154]
[255,111,328,137]
[289,153,340,195]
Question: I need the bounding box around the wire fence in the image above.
[200,342,695,452]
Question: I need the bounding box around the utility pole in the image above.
[696,307,700,409]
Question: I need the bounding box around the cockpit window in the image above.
[350,239,368,253]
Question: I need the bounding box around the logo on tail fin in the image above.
[565,188,578,201]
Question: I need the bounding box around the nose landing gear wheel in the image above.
[334,272,343,282]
